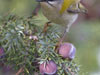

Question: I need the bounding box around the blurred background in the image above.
[0,0,100,75]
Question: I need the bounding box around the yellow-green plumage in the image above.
[60,0,75,14]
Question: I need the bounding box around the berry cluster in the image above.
[39,43,76,75]
[0,13,79,75]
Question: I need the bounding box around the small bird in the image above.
[36,0,87,42]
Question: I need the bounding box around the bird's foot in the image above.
[55,28,68,53]
[42,22,51,33]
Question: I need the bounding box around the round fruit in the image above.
[39,60,57,75]
[0,47,4,58]
[58,43,76,60]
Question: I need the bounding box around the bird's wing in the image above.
[78,2,87,13]
[67,2,87,13]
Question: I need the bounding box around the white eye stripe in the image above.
[48,1,57,5]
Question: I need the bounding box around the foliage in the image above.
[0,13,80,75]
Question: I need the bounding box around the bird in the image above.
[36,0,87,43]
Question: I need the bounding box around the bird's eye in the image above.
[36,0,55,2]
[47,0,54,1]
[45,0,55,2]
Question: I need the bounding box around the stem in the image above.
[16,67,24,75]
[55,28,69,53]
[32,3,41,16]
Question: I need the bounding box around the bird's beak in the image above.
[36,0,45,2]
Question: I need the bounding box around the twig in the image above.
[32,3,41,16]
[62,64,75,75]
[67,68,75,75]
[16,67,24,75]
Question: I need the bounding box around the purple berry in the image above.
[59,43,76,60]
[0,47,4,58]
[39,60,57,75]
[2,65,12,72]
